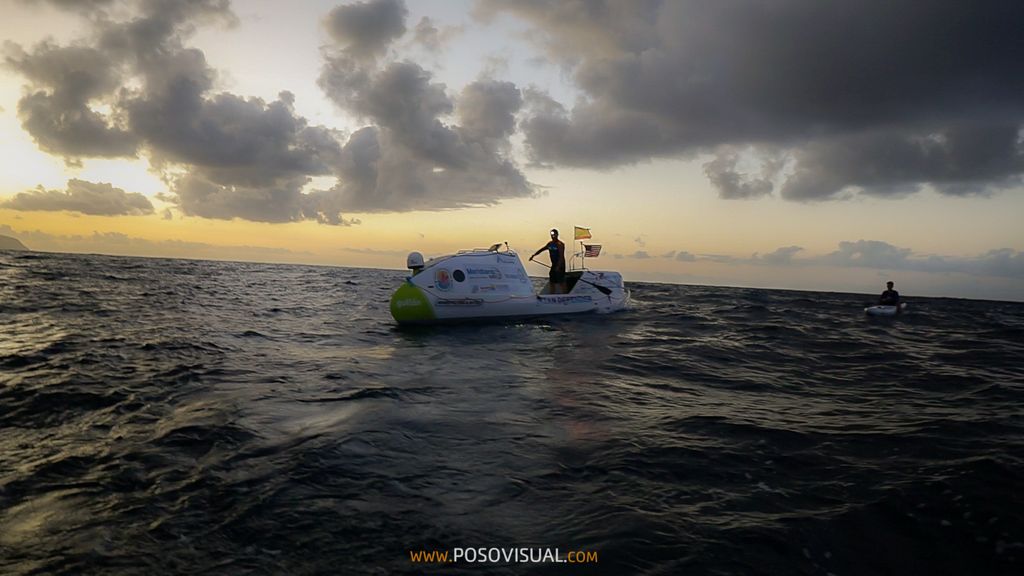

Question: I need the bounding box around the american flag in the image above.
[584,244,602,258]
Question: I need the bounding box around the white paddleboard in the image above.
[864,303,907,316]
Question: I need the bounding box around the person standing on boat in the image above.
[530,229,566,294]
[879,281,900,308]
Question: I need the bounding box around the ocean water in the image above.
[1,250,1022,575]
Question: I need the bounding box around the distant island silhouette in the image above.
[0,234,30,251]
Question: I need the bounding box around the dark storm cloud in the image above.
[95,0,320,217]
[324,0,407,61]
[4,42,139,159]
[4,0,237,161]
[120,41,347,224]
[324,123,531,212]
[129,88,342,185]
[6,0,355,225]
[480,0,1024,201]
[518,89,674,168]
[330,60,464,167]
[781,123,1024,201]
[457,80,521,144]
[318,0,533,211]
[2,179,154,215]
[170,173,307,223]
[96,0,237,67]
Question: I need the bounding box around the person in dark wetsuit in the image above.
[879,281,900,310]
[530,229,566,294]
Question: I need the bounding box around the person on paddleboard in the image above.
[879,281,900,309]
[530,229,566,294]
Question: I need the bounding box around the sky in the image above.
[1,0,1023,302]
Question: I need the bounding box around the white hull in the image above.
[390,248,628,324]
[865,303,907,316]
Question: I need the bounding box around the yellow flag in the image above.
[574,226,592,240]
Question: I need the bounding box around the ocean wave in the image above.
[1,251,1021,575]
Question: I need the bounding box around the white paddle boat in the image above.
[864,303,908,316]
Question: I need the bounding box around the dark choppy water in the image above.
[2,250,1022,575]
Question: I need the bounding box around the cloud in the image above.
[322,123,531,212]
[738,240,1024,280]
[481,0,1024,201]
[675,251,697,262]
[701,254,740,264]
[324,60,463,166]
[4,41,139,160]
[625,250,650,259]
[815,241,1024,279]
[318,0,534,211]
[411,17,462,54]
[324,0,407,61]
[755,245,804,265]
[130,88,347,223]
[819,240,912,269]
[2,179,154,215]
[342,246,412,257]
[0,224,311,262]
[5,0,239,162]
[973,249,1024,279]
[703,147,783,200]
[33,0,116,11]
[4,0,358,225]
[457,79,521,144]
[780,124,1024,201]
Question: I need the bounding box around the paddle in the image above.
[528,257,613,296]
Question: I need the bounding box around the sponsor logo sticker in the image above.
[435,268,453,291]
